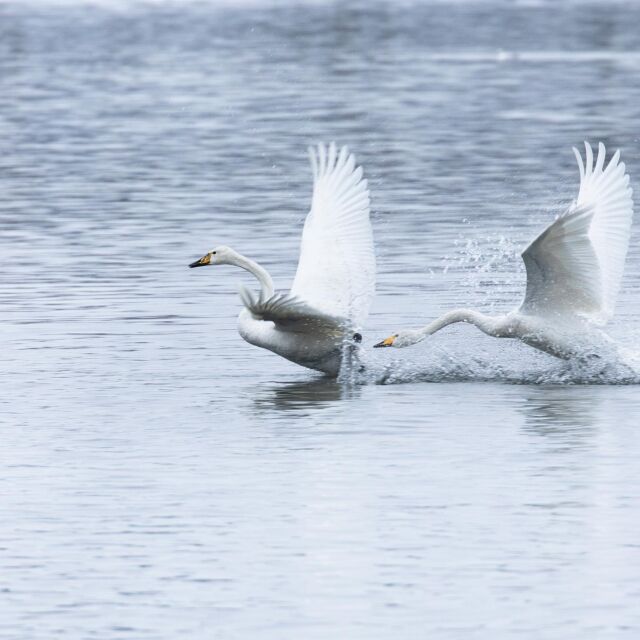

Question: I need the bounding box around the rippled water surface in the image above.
[3,1,640,638]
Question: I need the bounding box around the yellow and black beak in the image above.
[189,253,212,268]
[373,335,396,348]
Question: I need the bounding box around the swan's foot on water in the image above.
[336,333,368,382]
[352,334,367,373]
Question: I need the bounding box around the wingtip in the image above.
[318,142,328,178]
[327,141,337,170]
[584,141,594,176]
[595,141,606,172]
[610,148,621,168]
[573,145,585,182]
[309,141,362,183]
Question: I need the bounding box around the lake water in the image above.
[2,0,640,638]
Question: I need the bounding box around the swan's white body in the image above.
[376,142,633,360]
[190,143,375,376]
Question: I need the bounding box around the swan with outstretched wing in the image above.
[375,142,633,361]
[190,143,375,375]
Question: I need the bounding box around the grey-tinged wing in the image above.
[520,204,599,318]
[239,286,348,334]
[520,142,633,325]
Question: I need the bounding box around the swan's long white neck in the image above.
[412,309,499,343]
[228,252,274,299]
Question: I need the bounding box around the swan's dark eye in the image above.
[212,251,217,255]
[353,332,362,343]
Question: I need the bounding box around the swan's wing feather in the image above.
[289,142,375,328]
[521,205,599,317]
[577,142,633,320]
[520,142,633,324]
[240,286,347,334]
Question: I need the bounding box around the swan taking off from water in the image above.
[190,143,375,376]
[375,142,633,360]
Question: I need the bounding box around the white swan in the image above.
[190,142,375,376]
[375,142,633,360]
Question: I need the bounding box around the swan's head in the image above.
[373,330,421,349]
[189,245,235,268]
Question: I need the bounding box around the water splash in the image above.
[360,339,640,386]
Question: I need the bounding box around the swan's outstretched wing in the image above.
[289,142,375,328]
[521,205,599,317]
[520,142,633,324]
[239,286,346,334]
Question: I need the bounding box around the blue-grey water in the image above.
[2,1,640,638]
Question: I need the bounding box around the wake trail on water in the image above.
[337,333,640,385]
[357,346,640,386]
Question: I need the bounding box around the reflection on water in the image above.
[3,1,640,638]
[253,377,362,413]
[519,386,600,439]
